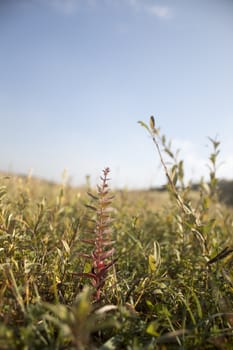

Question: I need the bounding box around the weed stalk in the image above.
[138,117,208,254]
[77,167,116,301]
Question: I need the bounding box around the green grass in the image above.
[0,120,233,349]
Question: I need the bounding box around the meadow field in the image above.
[0,120,233,349]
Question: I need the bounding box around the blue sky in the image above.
[0,0,233,189]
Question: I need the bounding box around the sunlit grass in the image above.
[0,120,233,349]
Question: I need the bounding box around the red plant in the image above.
[78,167,116,301]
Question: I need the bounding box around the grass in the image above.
[0,119,233,349]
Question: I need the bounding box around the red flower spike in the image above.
[78,167,116,301]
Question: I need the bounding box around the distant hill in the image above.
[150,179,233,207]
[1,171,233,206]
[218,180,233,206]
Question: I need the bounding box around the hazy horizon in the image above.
[1,0,233,189]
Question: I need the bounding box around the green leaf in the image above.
[83,262,92,273]
[44,303,71,322]
[210,154,216,164]
[148,254,156,272]
[173,173,178,186]
[146,321,160,336]
[192,290,203,319]
[178,160,184,179]
[138,120,150,133]
[164,148,174,158]
[146,300,154,309]
[148,241,161,274]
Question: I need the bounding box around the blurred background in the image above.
[0,0,232,189]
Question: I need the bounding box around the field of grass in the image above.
[1,120,233,349]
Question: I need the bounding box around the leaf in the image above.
[146,300,154,310]
[83,262,92,273]
[80,238,95,245]
[44,314,72,338]
[150,116,155,130]
[76,272,96,280]
[74,286,92,318]
[192,290,203,319]
[178,160,184,179]
[0,186,6,200]
[95,305,118,315]
[85,204,97,211]
[126,231,144,251]
[208,137,220,149]
[171,165,178,185]
[146,321,160,336]
[148,254,156,272]
[164,148,174,158]
[138,120,150,133]
[99,336,120,349]
[148,241,161,273]
[207,247,233,265]
[173,173,178,186]
[156,329,190,343]
[43,302,74,323]
[56,247,63,258]
[99,248,115,260]
[61,240,70,254]
[87,192,98,200]
[210,154,216,164]
[79,253,92,259]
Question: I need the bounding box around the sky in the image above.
[0,0,233,189]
